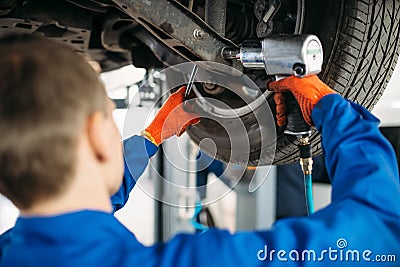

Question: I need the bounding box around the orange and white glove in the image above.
[268,75,337,126]
[142,86,200,146]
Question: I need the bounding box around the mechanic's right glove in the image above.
[268,75,337,126]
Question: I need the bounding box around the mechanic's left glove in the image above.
[141,86,200,146]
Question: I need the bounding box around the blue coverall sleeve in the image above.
[130,94,399,267]
[111,135,158,212]
[313,94,400,209]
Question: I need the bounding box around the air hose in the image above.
[284,93,315,215]
[298,136,314,215]
[191,200,209,232]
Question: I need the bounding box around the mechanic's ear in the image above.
[87,111,109,163]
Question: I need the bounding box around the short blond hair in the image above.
[0,34,107,209]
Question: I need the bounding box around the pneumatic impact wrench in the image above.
[222,34,324,214]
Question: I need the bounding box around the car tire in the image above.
[273,0,400,164]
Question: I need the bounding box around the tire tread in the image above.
[273,0,400,164]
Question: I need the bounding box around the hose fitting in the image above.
[298,136,313,175]
[300,157,313,176]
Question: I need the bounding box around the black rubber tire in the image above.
[271,0,400,164]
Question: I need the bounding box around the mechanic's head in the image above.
[0,34,123,211]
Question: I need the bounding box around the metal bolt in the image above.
[204,81,217,90]
[193,29,204,39]
[203,82,225,95]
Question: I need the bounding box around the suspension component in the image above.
[254,0,281,38]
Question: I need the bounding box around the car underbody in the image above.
[1,0,399,164]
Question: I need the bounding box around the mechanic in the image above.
[0,34,399,267]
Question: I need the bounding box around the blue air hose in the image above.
[191,200,209,232]
[304,173,315,215]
